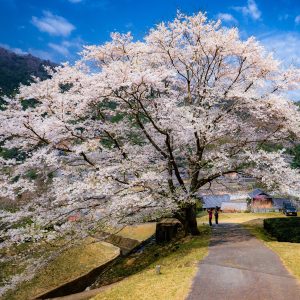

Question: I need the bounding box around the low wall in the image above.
[105,234,140,255]
[251,208,280,213]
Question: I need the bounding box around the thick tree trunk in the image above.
[183,205,200,235]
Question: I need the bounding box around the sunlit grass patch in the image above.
[92,225,210,300]
[118,223,156,241]
[197,212,285,225]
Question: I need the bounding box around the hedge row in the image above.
[263,218,300,243]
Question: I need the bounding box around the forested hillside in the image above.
[0,47,57,97]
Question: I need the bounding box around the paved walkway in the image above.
[188,224,300,300]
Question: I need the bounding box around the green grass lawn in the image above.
[92,225,210,300]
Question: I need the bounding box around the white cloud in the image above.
[217,13,237,24]
[48,43,69,56]
[260,32,300,101]
[47,37,85,59]
[61,37,85,52]
[234,0,261,21]
[28,48,54,61]
[68,0,83,3]
[0,38,84,62]
[260,32,300,66]
[295,15,300,25]
[0,43,27,55]
[31,11,75,37]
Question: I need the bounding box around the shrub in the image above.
[263,218,300,243]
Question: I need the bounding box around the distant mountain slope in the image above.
[0,47,57,97]
[0,47,57,159]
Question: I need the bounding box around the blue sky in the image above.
[1,0,300,64]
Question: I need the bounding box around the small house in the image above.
[201,194,230,209]
[248,189,273,211]
[201,193,248,212]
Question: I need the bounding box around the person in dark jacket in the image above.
[214,206,219,224]
[208,209,213,226]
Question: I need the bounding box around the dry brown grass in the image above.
[118,223,156,241]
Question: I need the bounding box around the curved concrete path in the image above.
[187,224,300,300]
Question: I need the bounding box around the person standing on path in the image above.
[208,209,213,226]
[214,207,219,225]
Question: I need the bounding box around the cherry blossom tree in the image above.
[1,12,300,247]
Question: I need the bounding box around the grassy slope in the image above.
[2,223,156,299]
[4,239,119,300]
[93,225,210,300]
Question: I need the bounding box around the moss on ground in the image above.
[92,225,210,300]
